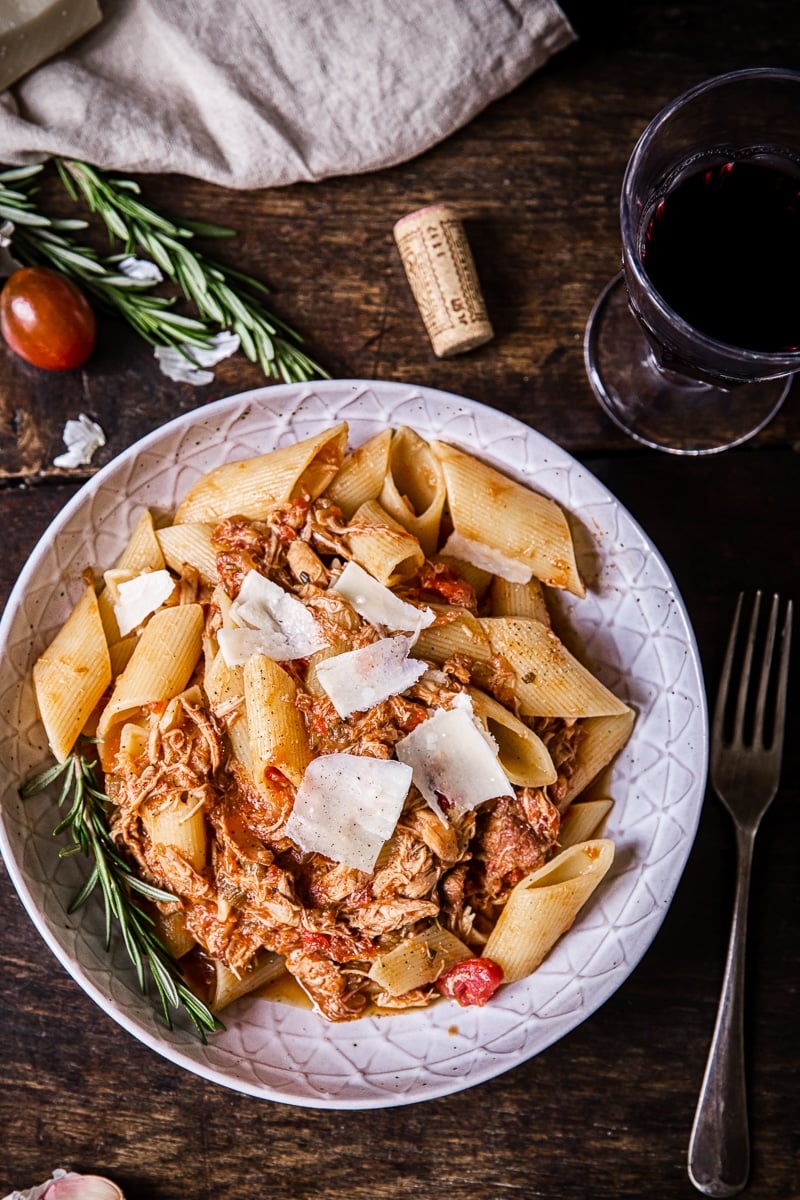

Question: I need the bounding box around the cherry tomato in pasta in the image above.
[0,266,97,370]
[435,957,504,1007]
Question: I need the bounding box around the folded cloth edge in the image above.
[0,0,576,189]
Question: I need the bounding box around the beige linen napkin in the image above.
[0,0,575,188]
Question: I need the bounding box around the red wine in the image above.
[641,155,800,353]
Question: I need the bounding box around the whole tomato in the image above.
[0,266,97,370]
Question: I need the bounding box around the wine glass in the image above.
[584,68,800,455]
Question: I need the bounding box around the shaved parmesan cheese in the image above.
[440,530,532,584]
[219,569,328,666]
[113,570,175,637]
[332,560,434,632]
[450,690,501,754]
[315,635,426,717]
[285,754,412,872]
[395,699,514,821]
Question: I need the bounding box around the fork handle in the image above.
[688,825,754,1197]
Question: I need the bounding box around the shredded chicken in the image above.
[103,513,586,1022]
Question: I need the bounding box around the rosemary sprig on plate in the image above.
[0,160,328,381]
[21,752,221,1039]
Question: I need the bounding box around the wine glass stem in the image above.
[644,345,714,391]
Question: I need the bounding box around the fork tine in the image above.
[752,593,779,749]
[770,598,793,758]
[712,592,745,749]
[732,590,761,746]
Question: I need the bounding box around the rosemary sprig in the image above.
[21,752,221,1039]
[57,159,326,382]
[0,160,329,382]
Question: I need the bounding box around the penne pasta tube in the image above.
[482,617,630,718]
[173,423,348,524]
[96,603,204,739]
[101,568,135,603]
[144,794,208,872]
[483,839,615,981]
[378,426,446,556]
[434,554,493,599]
[369,938,439,996]
[560,710,636,809]
[323,428,392,518]
[368,925,472,996]
[412,607,494,668]
[153,907,196,960]
[108,634,138,678]
[489,575,551,624]
[204,649,251,773]
[244,654,311,788]
[32,584,112,762]
[210,952,287,1012]
[432,440,585,596]
[305,642,348,699]
[469,687,557,787]
[345,499,425,586]
[115,509,165,573]
[559,799,614,848]
[157,521,218,583]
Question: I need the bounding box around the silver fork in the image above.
[688,591,793,1197]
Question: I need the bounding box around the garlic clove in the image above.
[43,1175,124,1200]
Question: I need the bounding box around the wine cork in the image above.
[394,203,494,357]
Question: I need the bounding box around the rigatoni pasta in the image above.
[156,521,218,583]
[482,617,631,719]
[174,423,348,524]
[432,440,585,596]
[29,423,634,1024]
[378,426,446,556]
[323,428,392,518]
[345,499,426,586]
[244,653,312,789]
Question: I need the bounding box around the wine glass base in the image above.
[584,273,791,455]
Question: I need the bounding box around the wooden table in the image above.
[1,3,798,1197]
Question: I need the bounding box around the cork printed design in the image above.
[439,216,490,325]
[394,204,494,357]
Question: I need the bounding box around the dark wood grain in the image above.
[1,2,799,1198]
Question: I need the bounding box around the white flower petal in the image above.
[52,413,106,468]
[154,332,240,385]
[154,346,215,385]
[190,330,241,367]
[118,256,164,282]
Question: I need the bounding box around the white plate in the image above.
[0,380,708,1109]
